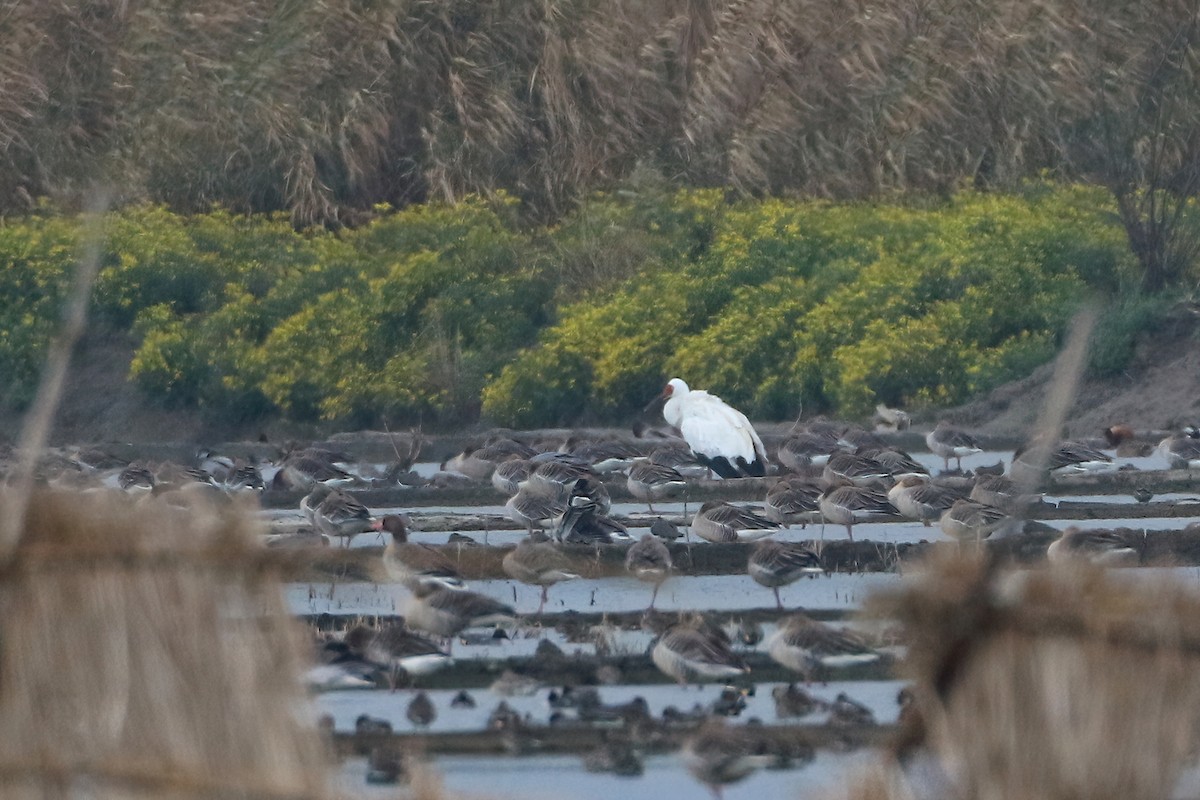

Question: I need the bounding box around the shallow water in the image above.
[287,571,901,618]
[291,447,1200,797]
[316,679,907,734]
[336,748,880,799]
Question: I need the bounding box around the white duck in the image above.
[653,378,767,478]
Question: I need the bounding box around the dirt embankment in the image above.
[2,316,1198,448]
[943,312,1200,439]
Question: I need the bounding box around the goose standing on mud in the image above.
[650,379,768,478]
[818,479,895,542]
[501,535,581,615]
[747,540,823,609]
[625,534,673,610]
[926,421,982,472]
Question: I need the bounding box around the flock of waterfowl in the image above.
[14,379,1200,797]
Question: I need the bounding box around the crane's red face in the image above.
[661,382,675,398]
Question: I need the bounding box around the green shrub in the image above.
[1087,292,1173,378]
[483,183,1131,424]
[0,183,1142,426]
[0,212,78,407]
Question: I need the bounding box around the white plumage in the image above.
[658,378,767,478]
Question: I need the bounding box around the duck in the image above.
[583,738,645,776]
[818,479,896,541]
[828,692,876,726]
[650,518,684,542]
[406,692,436,729]
[450,690,476,709]
[501,535,582,615]
[354,713,393,736]
[1046,526,1141,566]
[625,461,688,513]
[710,685,751,717]
[365,746,406,785]
[747,540,823,609]
[691,501,781,543]
[925,421,983,471]
[554,483,631,545]
[307,633,378,691]
[118,462,156,494]
[1104,424,1153,457]
[887,475,967,526]
[625,534,673,610]
[766,611,881,682]
[651,619,751,686]
[681,719,774,799]
[652,378,768,478]
[772,683,825,719]
[376,515,466,591]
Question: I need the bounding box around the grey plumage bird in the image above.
[766,611,880,682]
[625,461,688,512]
[651,619,750,686]
[625,534,673,610]
[406,691,436,729]
[377,515,466,591]
[502,536,581,614]
[681,719,774,800]
[691,501,780,543]
[747,540,823,609]
[926,421,982,471]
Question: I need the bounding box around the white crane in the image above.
[651,378,768,478]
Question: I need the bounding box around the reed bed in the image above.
[0,488,331,800]
[847,550,1200,800]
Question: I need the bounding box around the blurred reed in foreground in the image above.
[839,550,1200,800]
[0,488,330,799]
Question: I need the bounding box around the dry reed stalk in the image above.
[850,550,1200,800]
[0,194,107,557]
[0,488,331,800]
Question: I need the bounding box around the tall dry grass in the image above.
[0,488,331,799]
[2,0,1199,246]
[837,550,1200,800]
